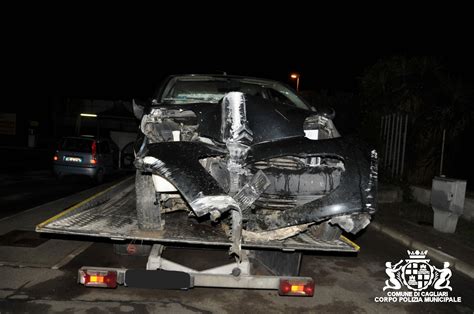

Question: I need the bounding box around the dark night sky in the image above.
[30,46,474,101]
[3,8,473,183]
[5,9,474,102]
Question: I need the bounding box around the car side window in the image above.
[265,87,310,110]
[267,88,293,107]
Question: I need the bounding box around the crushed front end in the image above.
[134,79,378,258]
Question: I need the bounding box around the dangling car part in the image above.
[131,74,377,259]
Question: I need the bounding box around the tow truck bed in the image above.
[36,176,358,253]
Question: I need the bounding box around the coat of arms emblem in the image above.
[383,250,452,291]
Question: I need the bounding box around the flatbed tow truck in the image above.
[36,176,360,297]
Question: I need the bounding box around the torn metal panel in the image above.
[131,74,378,248]
[135,142,230,217]
[228,170,270,259]
[234,170,271,215]
[221,92,253,143]
[219,92,259,259]
[245,135,377,230]
[329,213,371,234]
[222,92,254,193]
[190,195,239,218]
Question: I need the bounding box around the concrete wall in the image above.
[411,185,474,221]
[110,131,136,151]
[378,185,402,203]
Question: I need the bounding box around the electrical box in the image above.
[431,177,467,214]
[431,176,467,233]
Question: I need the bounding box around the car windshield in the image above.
[160,76,311,110]
[60,138,93,153]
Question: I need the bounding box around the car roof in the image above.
[154,73,297,101]
[166,74,281,84]
[60,136,109,141]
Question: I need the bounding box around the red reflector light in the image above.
[53,155,59,161]
[91,140,97,164]
[279,278,314,296]
[79,269,117,288]
[91,140,97,155]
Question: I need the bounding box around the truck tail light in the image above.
[79,269,117,288]
[279,278,314,296]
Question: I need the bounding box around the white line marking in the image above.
[51,242,93,270]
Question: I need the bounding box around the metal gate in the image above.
[380,114,409,179]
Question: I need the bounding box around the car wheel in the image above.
[135,170,161,230]
[308,221,342,241]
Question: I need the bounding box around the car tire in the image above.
[308,221,342,241]
[136,170,161,230]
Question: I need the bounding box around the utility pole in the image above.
[440,128,446,176]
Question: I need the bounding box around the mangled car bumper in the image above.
[135,135,377,234]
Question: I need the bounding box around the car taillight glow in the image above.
[53,155,59,161]
[79,269,117,288]
[91,140,97,164]
[279,279,314,297]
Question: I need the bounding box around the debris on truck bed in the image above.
[36,177,359,253]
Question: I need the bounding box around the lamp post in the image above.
[290,73,300,92]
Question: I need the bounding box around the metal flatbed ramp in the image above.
[36,177,358,252]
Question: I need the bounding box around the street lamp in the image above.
[290,73,300,92]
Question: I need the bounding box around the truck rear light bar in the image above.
[77,266,315,297]
[279,278,315,296]
[79,268,118,288]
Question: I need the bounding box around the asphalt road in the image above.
[0,170,132,219]
[0,180,473,313]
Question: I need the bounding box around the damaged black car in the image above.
[133,74,377,257]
